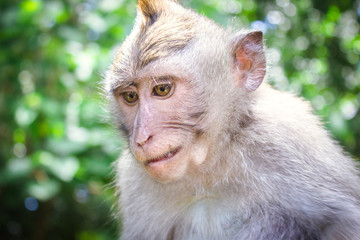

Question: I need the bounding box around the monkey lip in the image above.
[145,147,182,167]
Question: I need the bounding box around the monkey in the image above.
[102,0,360,239]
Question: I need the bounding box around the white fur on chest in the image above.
[124,193,242,240]
[176,197,241,240]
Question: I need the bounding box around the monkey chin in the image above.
[143,146,189,183]
[143,140,210,183]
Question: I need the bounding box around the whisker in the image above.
[152,76,159,85]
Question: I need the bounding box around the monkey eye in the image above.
[153,84,172,97]
[122,91,139,104]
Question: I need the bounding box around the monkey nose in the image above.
[136,135,152,147]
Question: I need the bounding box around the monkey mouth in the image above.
[145,147,182,167]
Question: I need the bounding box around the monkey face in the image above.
[105,0,266,183]
[113,73,210,183]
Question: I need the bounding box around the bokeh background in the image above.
[1,0,359,239]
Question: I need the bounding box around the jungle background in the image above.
[1,0,359,239]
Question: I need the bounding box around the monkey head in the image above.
[104,0,266,183]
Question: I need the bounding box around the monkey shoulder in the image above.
[250,84,360,189]
[244,84,360,236]
[253,84,320,132]
[251,84,346,164]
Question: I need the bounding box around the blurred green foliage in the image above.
[0,0,359,239]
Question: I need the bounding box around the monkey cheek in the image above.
[190,143,209,166]
[189,135,210,166]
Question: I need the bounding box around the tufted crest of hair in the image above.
[112,0,194,80]
[138,0,178,24]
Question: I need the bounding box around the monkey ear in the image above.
[232,31,266,92]
[138,0,177,24]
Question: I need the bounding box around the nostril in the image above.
[137,135,152,147]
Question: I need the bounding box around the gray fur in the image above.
[103,1,360,239]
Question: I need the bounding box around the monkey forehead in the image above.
[112,11,196,79]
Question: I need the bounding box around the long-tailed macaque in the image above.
[103,0,360,239]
